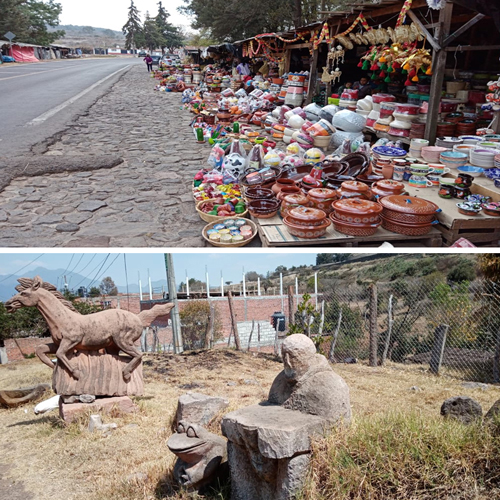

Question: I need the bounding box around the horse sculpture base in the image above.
[53,350,143,397]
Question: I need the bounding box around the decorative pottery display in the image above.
[283,217,331,238]
[338,181,373,200]
[286,206,328,227]
[371,180,405,198]
[247,199,281,219]
[280,193,309,217]
[332,198,383,223]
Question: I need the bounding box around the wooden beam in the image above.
[305,47,319,105]
[407,10,441,52]
[445,44,500,52]
[425,1,454,145]
[443,13,485,47]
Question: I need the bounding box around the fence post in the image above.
[287,285,294,332]
[247,320,255,352]
[227,291,241,351]
[209,303,215,349]
[369,283,378,367]
[381,294,393,366]
[493,330,500,383]
[329,310,342,363]
[430,324,449,374]
[204,302,214,349]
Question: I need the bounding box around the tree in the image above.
[275,265,287,273]
[102,29,116,38]
[179,300,223,350]
[447,260,476,284]
[478,254,500,283]
[316,254,351,265]
[122,0,144,50]
[245,271,261,282]
[155,1,183,52]
[88,287,101,298]
[143,11,164,52]
[81,26,94,34]
[99,277,118,296]
[0,0,65,46]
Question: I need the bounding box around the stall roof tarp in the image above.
[11,44,39,63]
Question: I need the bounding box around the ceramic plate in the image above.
[372,146,407,157]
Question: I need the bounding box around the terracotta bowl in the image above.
[329,213,381,237]
[244,187,275,201]
[247,199,281,219]
[277,186,302,200]
[287,206,327,227]
[332,198,383,223]
[272,178,298,195]
[307,188,338,214]
[283,217,331,239]
[381,216,434,236]
[280,193,310,217]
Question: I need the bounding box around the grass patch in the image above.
[303,412,500,500]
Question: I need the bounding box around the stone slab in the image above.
[222,404,326,460]
[59,395,137,423]
[176,392,229,426]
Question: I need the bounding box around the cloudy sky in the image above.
[0,252,318,291]
[58,0,192,32]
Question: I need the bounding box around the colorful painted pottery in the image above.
[454,173,473,188]
[438,183,456,199]
[287,206,328,227]
[421,146,448,163]
[371,180,405,198]
[439,151,468,169]
[329,213,381,236]
[307,188,338,214]
[409,175,433,188]
[454,186,472,199]
[247,199,281,218]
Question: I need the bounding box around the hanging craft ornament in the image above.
[426,0,446,9]
[396,0,414,28]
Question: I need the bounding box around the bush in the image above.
[179,300,223,350]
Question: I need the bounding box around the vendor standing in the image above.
[236,58,251,79]
[353,76,372,98]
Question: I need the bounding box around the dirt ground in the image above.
[0,349,499,500]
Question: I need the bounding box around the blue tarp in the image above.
[1,56,15,62]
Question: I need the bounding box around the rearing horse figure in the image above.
[5,276,175,382]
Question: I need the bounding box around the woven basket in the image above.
[202,218,258,247]
[196,199,248,223]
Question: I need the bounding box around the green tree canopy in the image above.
[99,277,118,296]
[122,0,144,49]
[0,0,65,46]
[155,1,183,50]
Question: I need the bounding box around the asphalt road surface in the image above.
[0,57,142,158]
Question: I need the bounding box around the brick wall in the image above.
[4,337,52,362]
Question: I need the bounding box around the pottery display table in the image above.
[251,214,443,247]
[405,180,500,246]
[363,126,411,146]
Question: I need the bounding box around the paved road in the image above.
[0,58,142,158]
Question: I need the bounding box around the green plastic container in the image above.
[328,98,340,106]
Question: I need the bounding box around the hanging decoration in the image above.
[327,45,345,66]
[396,0,414,27]
[426,0,446,9]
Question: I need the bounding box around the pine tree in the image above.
[155,1,183,52]
[143,11,163,52]
[122,0,144,51]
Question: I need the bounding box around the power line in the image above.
[58,254,75,282]
[0,253,45,284]
[67,254,85,276]
[93,254,121,287]
[74,254,109,289]
[86,254,111,290]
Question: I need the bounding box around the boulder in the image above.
[440,396,482,424]
[175,392,229,426]
[0,383,50,408]
[59,395,137,423]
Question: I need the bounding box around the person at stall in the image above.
[144,54,153,72]
[337,81,353,96]
[236,58,251,77]
[353,76,372,98]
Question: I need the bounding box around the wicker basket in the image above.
[196,199,248,223]
[202,218,258,247]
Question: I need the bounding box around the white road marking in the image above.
[26,65,131,126]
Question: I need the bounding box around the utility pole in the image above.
[164,254,183,354]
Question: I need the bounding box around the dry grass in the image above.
[0,350,499,500]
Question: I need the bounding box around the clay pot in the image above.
[371,180,406,199]
[329,213,381,237]
[277,186,302,201]
[287,206,327,227]
[332,198,383,223]
[379,195,440,225]
[247,199,281,219]
[382,163,394,180]
[272,178,297,195]
[244,187,275,201]
[307,188,338,214]
[280,193,309,217]
[338,181,373,200]
[283,217,331,239]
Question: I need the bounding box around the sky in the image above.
[57,0,192,32]
[0,252,318,290]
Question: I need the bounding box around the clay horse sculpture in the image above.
[5,276,174,385]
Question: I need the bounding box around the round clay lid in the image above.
[379,195,439,215]
[333,198,383,215]
[375,180,405,192]
[283,193,309,205]
[340,181,370,193]
[308,188,338,200]
[288,206,327,222]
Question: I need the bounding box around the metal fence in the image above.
[310,278,500,383]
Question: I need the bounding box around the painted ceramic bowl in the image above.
[307,188,338,214]
[287,206,327,227]
[329,213,381,237]
[244,187,275,200]
[280,193,310,217]
[421,146,448,163]
[332,198,383,223]
[381,216,435,236]
[247,199,281,219]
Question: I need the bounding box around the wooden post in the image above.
[204,302,213,349]
[227,291,241,351]
[284,48,291,75]
[209,303,215,348]
[318,301,325,337]
[493,330,500,383]
[381,294,393,366]
[424,1,453,145]
[369,284,378,367]
[247,320,255,352]
[328,310,342,363]
[288,285,294,332]
[430,324,449,374]
[305,47,319,105]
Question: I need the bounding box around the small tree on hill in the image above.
[179,300,223,350]
[88,286,101,298]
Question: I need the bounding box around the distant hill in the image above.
[48,24,126,49]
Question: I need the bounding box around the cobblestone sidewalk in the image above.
[0,66,211,247]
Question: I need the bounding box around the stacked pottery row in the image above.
[330,198,383,237]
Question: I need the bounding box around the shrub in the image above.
[179,300,223,350]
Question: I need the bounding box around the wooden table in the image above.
[252,214,443,248]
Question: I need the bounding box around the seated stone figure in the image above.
[221,334,351,500]
[268,334,351,423]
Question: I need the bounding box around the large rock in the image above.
[176,392,229,426]
[485,398,500,422]
[59,395,137,423]
[440,396,483,424]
